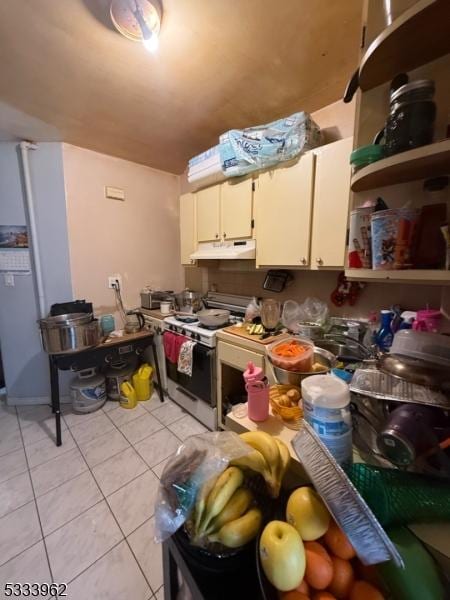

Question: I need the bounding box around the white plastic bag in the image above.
[154,431,252,543]
[245,297,261,322]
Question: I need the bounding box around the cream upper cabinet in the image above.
[179,192,196,265]
[196,185,221,242]
[310,138,353,269]
[220,179,253,240]
[255,152,315,267]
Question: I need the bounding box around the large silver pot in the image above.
[175,288,203,313]
[39,312,100,355]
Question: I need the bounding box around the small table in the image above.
[49,329,164,446]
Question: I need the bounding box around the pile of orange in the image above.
[280,520,385,600]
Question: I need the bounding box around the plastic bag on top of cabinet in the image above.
[219,111,321,178]
[153,431,252,543]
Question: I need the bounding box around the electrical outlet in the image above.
[108,274,122,289]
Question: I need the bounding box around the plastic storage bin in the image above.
[267,337,314,372]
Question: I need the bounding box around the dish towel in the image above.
[177,339,197,377]
[163,331,186,364]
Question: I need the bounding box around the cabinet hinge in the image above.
[252,181,256,192]
[251,219,255,229]
[360,25,366,49]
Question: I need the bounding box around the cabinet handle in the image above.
[300,257,307,265]
[215,233,219,239]
[190,259,194,264]
[223,232,227,238]
[316,257,323,265]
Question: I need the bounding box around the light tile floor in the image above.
[0,394,207,599]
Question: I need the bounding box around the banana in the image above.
[274,438,290,477]
[194,475,218,534]
[201,466,244,532]
[208,507,262,548]
[240,431,281,476]
[230,448,270,478]
[205,487,253,535]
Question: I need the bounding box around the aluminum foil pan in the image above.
[292,421,403,567]
[350,368,449,409]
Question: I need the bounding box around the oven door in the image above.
[165,339,216,407]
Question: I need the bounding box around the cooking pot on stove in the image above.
[196,309,230,328]
[175,288,203,313]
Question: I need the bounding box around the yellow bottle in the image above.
[120,381,137,409]
[132,363,153,401]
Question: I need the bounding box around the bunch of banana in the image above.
[231,431,290,498]
[191,466,262,548]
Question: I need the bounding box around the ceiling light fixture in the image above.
[110,0,162,54]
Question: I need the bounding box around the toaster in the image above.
[140,289,173,310]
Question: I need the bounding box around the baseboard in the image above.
[6,395,71,406]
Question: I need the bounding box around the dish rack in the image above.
[350,367,449,409]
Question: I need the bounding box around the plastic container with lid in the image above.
[267,337,314,372]
[301,374,352,467]
[390,330,450,368]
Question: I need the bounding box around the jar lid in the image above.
[390,79,435,104]
[350,144,384,166]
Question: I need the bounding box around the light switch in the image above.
[4,273,15,286]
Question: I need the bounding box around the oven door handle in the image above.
[176,386,198,402]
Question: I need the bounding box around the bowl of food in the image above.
[270,347,337,387]
[267,337,314,372]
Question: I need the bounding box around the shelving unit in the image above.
[359,0,450,91]
[345,269,450,285]
[347,0,450,285]
[351,139,450,192]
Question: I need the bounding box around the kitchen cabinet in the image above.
[310,137,353,269]
[255,152,315,267]
[196,185,221,242]
[179,193,197,265]
[196,179,254,243]
[220,178,253,240]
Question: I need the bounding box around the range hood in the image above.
[190,239,256,260]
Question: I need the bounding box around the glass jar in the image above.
[384,80,436,156]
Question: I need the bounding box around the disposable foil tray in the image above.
[292,421,403,567]
[350,368,449,409]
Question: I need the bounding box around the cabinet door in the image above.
[310,138,352,269]
[255,152,315,267]
[196,185,221,242]
[179,193,196,265]
[220,179,253,240]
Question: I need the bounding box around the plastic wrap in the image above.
[219,111,321,178]
[245,297,261,322]
[297,297,329,326]
[154,431,252,543]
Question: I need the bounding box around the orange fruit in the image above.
[281,592,309,600]
[328,556,354,599]
[304,541,333,590]
[350,580,385,600]
[296,579,310,595]
[312,593,337,600]
[323,521,356,560]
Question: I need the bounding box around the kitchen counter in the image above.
[140,307,169,321]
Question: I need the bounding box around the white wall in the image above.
[63,145,183,321]
[0,142,72,402]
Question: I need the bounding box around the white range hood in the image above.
[190,239,256,260]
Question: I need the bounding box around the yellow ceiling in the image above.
[0,0,362,173]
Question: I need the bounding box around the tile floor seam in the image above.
[14,414,55,582]
[78,429,131,470]
[119,419,166,447]
[0,500,42,569]
[41,497,105,540]
[0,448,29,485]
[66,429,154,594]
[25,431,78,471]
[123,528,158,596]
[64,538,125,585]
[103,405,148,429]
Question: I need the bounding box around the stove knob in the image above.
[182,329,186,336]
[195,333,200,341]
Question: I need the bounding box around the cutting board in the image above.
[223,324,289,345]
